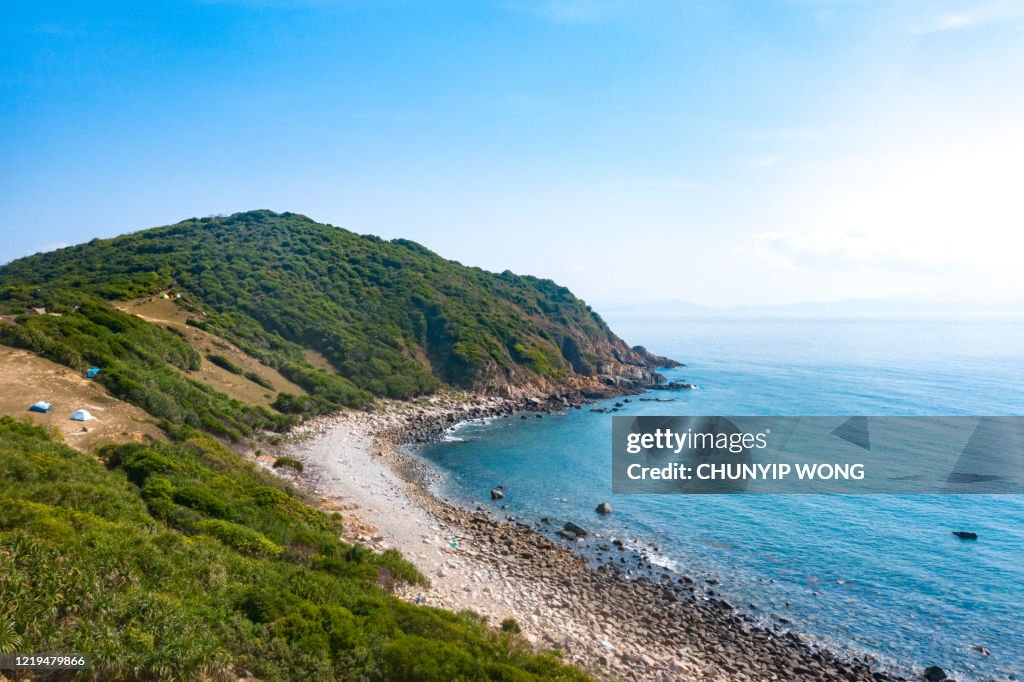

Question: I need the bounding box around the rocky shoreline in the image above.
[272,393,911,682]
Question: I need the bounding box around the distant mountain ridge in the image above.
[598,298,1024,319]
[0,211,675,432]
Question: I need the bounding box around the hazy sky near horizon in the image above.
[2,1,1023,307]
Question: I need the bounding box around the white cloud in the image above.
[745,156,777,169]
[754,230,961,271]
[749,113,1024,302]
[913,12,977,33]
[907,0,1024,34]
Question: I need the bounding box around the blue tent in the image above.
[86,367,100,379]
[29,401,52,413]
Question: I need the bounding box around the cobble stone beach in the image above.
[266,394,907,682]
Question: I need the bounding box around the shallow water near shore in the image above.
[418,317,1024,682]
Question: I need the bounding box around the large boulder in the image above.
[923,665,947,681]
[564,522,588,538]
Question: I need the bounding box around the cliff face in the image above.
[462,320,679,399]
[0,210,678,406]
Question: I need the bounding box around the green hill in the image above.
[0,211,675,437]
[0,211,673,680]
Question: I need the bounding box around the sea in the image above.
[417,316,1024,682]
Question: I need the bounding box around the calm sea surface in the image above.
[418,317,1024,681]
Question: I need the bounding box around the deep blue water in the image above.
[418,317,1024,681]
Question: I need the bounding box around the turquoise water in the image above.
[419,317,1024,681]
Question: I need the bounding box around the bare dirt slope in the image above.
[0,345,164,450]
[115,298,306,407]
[303,347,335,374]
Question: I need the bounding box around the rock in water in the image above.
[923,665,947,681]
[952,531,978,540]
[564,522,588,537]
[595,502,613,515]
[490,489,505,500]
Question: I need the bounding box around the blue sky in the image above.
[2,1,1022,307]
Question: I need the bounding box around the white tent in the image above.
[70,409,95,421]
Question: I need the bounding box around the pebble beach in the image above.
[270,394,906,682]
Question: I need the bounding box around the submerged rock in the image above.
[490,489,505,500]
[952,531,978,540]
[923,665,947,681]
[595,502,613,515]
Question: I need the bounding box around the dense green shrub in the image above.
[245,371,274,389]
[195,518,283,557]
[273,456,304,473]
[272,391,334,415]
[207,353,243,374]
[173,484,230,517]
[501,618,522,634]
[380,635,479,680]
[114,446,179,486]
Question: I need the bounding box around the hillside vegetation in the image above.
[0,211,672,426]
[0,298,295,440]
[0,417,590,681]
[113,297,306,408]
[0,213,675,680]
